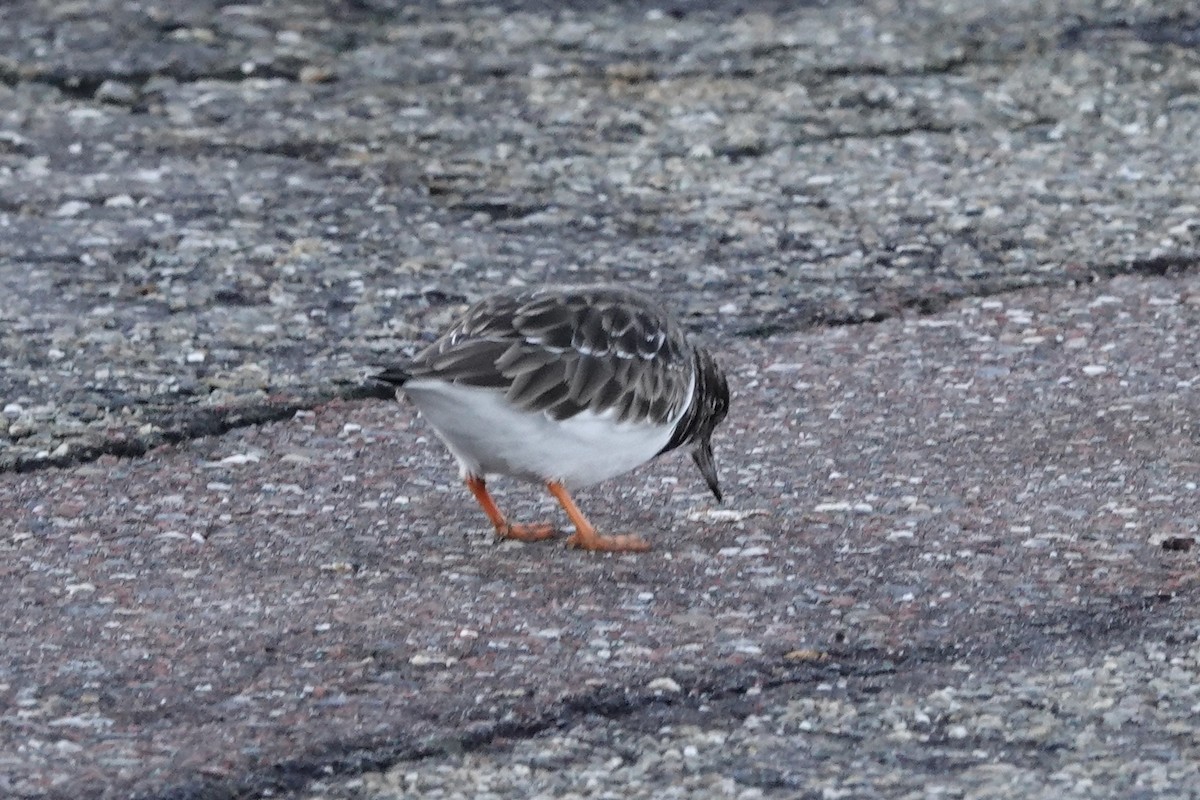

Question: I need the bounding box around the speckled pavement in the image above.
[2,1,1199,798]
[3,0,1198,471]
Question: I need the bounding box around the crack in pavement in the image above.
[6,257,1199,476]
[738,252,1200,336]
[2,383,395,475]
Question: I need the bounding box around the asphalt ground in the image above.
[1,1,1199,798]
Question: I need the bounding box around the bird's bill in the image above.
[691,442,722,503]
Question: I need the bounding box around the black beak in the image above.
[691,441,722,503]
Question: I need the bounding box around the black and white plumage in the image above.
[375,285,730,552]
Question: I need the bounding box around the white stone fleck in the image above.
[53,200,91,217]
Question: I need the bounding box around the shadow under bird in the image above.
[374,285,730,552]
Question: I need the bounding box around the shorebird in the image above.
[375,285,729,552]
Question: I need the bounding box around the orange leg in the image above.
[546,481,650,553]
[465,475,556,542]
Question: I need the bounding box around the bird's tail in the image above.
[372,364,412,387]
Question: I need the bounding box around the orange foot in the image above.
[466,475,558,544]
[547,481,652,553]
[566,529,651,553]
[498,522,557,542]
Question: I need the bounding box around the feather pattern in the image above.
[401,286,697,425]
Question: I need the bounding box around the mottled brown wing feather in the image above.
[408,287,693,423]
[421,339,512,388]
[565,354,614,404]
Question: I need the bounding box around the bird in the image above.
[373,285,730,553]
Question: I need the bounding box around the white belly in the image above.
[401,380,677,488]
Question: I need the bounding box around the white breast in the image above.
[401,380,680,488]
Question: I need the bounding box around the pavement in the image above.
[1,1,1199,798]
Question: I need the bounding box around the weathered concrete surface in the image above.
[2,0,1197,470]
[5,272,1199,799]
[1,0,1199,798]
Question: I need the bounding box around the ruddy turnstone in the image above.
[375,285,729,552]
